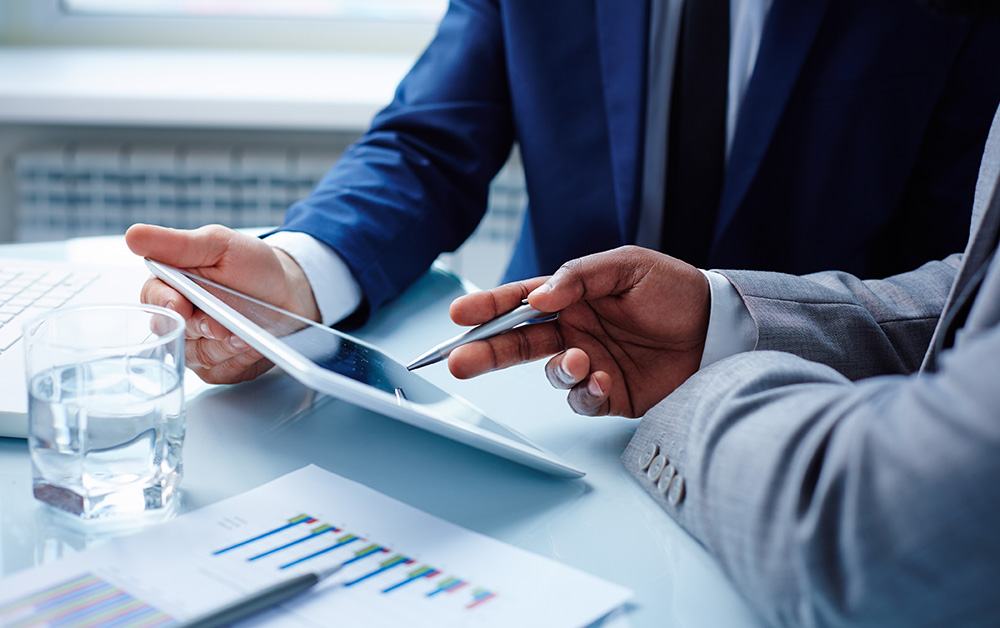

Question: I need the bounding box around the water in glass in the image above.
[29,356,184,519]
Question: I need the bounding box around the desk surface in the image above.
[0,237,764,628]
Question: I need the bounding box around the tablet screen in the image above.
[179,269,541,445]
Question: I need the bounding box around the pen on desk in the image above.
[406,302,552,371]
[176,564,343,628]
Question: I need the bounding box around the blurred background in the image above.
[0,0,527,288]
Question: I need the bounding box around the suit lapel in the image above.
[594,0,649,242]
[953,169,1000,299]
[924,171,1000,371]
[713,0,833,241]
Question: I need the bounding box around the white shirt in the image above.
[267,0,765,365]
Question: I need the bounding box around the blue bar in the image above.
[213,516,312,555]
[278,537,361,570]
[249,527,336,562]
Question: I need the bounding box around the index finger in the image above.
[449,277,549,327]
[140,274,233,342]
[447,319,563,379]
[140,275,194,320]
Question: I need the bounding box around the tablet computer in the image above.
[145,259,584,479]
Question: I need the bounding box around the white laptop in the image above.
[0,257,150,438]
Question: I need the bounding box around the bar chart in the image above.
[0,466,630,628]
[0,573,176,628]
[211,513,496,610]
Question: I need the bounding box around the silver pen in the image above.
[176,564,343,628]
[406,302,552,371]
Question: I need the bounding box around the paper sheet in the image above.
[0,465,631,627]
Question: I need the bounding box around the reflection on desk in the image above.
[0,239,765,628]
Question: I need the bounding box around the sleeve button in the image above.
[657,464,676,494]
[638,443,659,470]
[667,474,686,506]
[647,455,667,481]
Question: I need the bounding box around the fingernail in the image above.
[587,376,604,398]
[228,335,248,351]
[198,321,215,339]
[556,362,575,386]
[531,281,554,296]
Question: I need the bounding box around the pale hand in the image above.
[125,223,321,384]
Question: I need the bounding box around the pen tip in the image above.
[406,354,437,371]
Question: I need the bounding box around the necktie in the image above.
[661,0,730,268]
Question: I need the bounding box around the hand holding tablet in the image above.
[145,259,584,479]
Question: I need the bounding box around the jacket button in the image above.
[639,442,658,470]
[647,454,667,481]
[657,464,676,494]
[667,474,685,506]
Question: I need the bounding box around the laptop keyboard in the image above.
[0,265,99,352]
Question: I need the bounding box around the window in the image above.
[61,0,447,22]
[2,0,448,53]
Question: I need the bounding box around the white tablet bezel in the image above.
[145,259,584,479]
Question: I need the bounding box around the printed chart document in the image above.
[0,465,632,627]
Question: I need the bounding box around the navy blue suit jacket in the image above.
[281,0,1000,313]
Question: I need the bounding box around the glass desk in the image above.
[0,236,763,628]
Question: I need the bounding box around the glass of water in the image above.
[23,304,186,520]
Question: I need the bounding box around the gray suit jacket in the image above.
[622,105,1000,627]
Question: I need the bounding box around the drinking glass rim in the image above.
[23,303,186,352]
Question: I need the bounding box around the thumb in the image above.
[527,246,653,311]
[126,223,241,270]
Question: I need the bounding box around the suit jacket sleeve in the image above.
[622,330,1000,627]
[716,256,961,380]
[279,0,514,313]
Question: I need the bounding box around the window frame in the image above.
[60,0,447,22]
[0,0,444,54]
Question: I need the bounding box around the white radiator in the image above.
[14,144,527,288]
[14,145,340,241]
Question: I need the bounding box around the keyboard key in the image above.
[0,320,25,351]
[33,296,68,309]
[0,307,48,351]
[62,273,100,290]
[32,271,71,287]
[0,264,107,351]
[20,287,48,299]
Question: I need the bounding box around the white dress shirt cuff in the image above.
[699,269,758,369]
[263,231,363,326]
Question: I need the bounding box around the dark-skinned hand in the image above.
[447,246,710,418]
